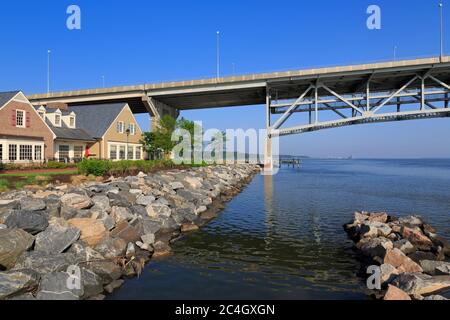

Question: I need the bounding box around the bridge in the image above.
[28,56,450,169]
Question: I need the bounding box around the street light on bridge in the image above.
[216,31,220,79]
[439,2,444,60]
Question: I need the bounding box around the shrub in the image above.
[77,159,112,177]
[0,178,9,191]
[46,161,72,169]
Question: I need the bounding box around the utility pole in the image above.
[439,2,444,61]
[216,31,220,79]
[47,50,51,94]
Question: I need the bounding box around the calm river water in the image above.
[108,159,450,300]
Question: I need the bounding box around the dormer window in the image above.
[69,117,75,127]
[55,114,61,126]
[37,106,46,119]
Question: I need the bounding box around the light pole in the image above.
[47,50,51,94]
[102,75,105,88]
[126,128,131,160]
[394,45,397,61]
[439,2,444,60]
[216,31,220,79]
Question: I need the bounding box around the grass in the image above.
[0,179,9,192]
[0,170,78,191]
[0,170,78,178]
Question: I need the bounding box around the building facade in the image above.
[68,103,144,161]
[0,91,55,164]
[35,106,96,162]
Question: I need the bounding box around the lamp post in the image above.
[394,45,397,61]
[126,128,131,160]
[216,31,220,79]
[47,50,51,94]
[439,2,444,60]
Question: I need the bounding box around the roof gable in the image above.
[0,91,20,109]
[68,103,127,139]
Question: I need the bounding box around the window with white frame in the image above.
[55,114,61,126]
[38,111,45,119]
[59,145,70,160]
[119,146,126,160]
[135,146,141,160]
[16,110,25,127]
[128,124,136,135]
[69,117,75,128]
[19,145,33,161]
[110,145,117,160]
[117,121,124,133]
[9,145,17,161]
[74,146,83,159]
[127,146,134,160]
[34,146,42,161]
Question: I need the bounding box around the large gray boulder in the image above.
[0,229,35,270]
[94,236,127,259]
[0,200,19,220]
[91,195,111,214]
[35,219,81,254]
[0,269,40,300]
[146,203,171,218]
[420,260,450,276]
[356,237,393,258]
[80,267,104,299]
[111,206,134,224]
[136,195,156,206]
[36,272,84,300]
[5,210,49,235]
[13,252,74,275]
[19,198,46,211]
[60,193,93,210]
[44,195,62,218]
[392,273,450,296]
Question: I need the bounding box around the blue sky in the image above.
[0,0,449,158]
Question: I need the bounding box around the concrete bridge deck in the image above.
[28,56,450,113]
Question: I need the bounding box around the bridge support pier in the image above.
[264,86,274,172]
[143,96,180,132]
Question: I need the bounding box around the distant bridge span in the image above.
[28,56,450,169]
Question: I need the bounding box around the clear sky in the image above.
[1,0,449,158]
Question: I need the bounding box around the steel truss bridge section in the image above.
[268,65,450,138]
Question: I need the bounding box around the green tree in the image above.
[141,115,178,159]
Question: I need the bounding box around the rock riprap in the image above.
[344,211,450,300]
[0,164,260,300]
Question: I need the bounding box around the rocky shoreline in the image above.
[344,211,450,300]
[0,164,261,300]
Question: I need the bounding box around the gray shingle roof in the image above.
[46,119,95,142]
[68,103,126,139]
[0,91,20,108]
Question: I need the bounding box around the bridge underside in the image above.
[268,64,450,138]
[27,57,450,143]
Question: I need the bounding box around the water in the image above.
[108,159,450,300]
